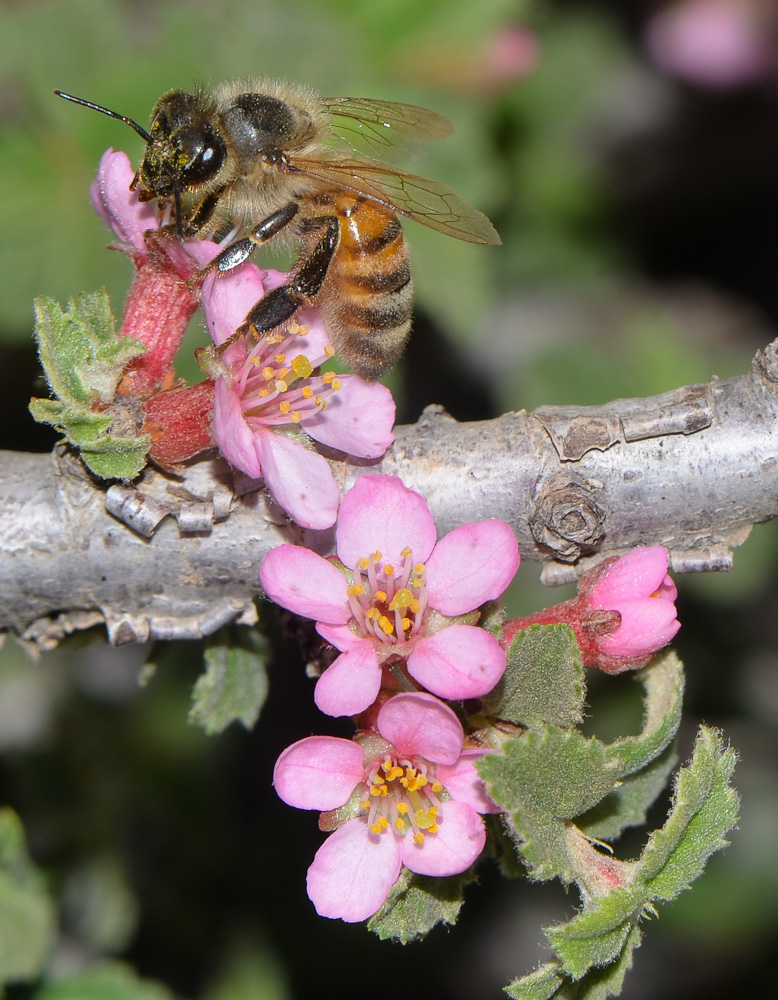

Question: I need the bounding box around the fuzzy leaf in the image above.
[368,867,472,943]
[33,961,174,1000]
[189,627,270,735]
[30,293,152,479]
[605,651,684,778]
[478,729,621,881]
[637,726,739,899]
[578,745,678,841]
[33,292,144,405]
[544,888,643,977]
[505,925,640,1000]
[483,624,586,729]
[0,808,55,984]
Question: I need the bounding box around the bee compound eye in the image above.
[180,128,226,186]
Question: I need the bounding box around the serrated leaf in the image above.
[33,292,144,405]
[545,889,642,977]
[483,625,585,729]
[189,627,270,735]
[367,867,471,943]
[579,745,678,842]
[637,726,739,899]
[505,925,640,1000]
[33,961,174,1000]
[605,651,684,778]
[0,808,55,984]
[478,729,621,881]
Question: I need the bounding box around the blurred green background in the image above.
[2,0,778,997]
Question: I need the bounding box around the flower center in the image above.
[233,320,341,426]
[346,547,429,646]
[361,754,444,845]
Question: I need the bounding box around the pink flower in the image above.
[502,546,680,674]
[200,264,396,530]
[583,546,680,668]
[644,0,777,89]
[260,474,520,715]
[273,691,500,922]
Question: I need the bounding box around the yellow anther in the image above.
[378,616,395,636]
[371,552,383,564]
[409,600,421,614]
[279,400,290,415]
[413,832,425,845]
[431,782,443,794]
[395,818,405,830]
[383,564,395,577]
[258,388,271,397]
[400,617,411,632]
[347,583,365,598]
[374,590,387,603]
[289,411,302,423]
[396,802,409,815]
[274,380,288,393]
[390,588,414,610]
[322,371,336,384]
[274,353,287,364]
[331,378,341,391]
[366,608,380,621]
[292,354,313,379]
[359,557,370,571]
[277,367,290,380]
[262,367,275,381]
[414,563,426,575]
[324,345,335,357]
[401,547,412,558]
[428,823,438,834]
[301,386,313,399]
[371,817,388,834]
[360,800,370,810]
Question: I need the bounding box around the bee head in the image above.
[135,90,227,201]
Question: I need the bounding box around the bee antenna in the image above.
[54,90,152,144]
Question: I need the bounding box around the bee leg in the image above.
[238,215,339,338]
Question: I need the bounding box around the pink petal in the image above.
[254,427,340,529]
[376,692,463,765]
[90,148,158,253]
[163,238,222,278]
[202,264,266,347]
[425,520,520,616]
[293,306,333,358]
[260,545,350,624]
[401,800,485,877]
[590,546,671,607]
[304,377,395,459]
[307,817,402,922]
[434,750,502,814]
[407,626,506,700]
[598,598,681,658]
[336,475,437,571]
[261,269,288,292]
[213,377,262,478]
[273,736,364,810]
[316,622,364,653]
[314,642,382,717]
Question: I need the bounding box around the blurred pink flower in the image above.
[260,474,519,715]
[274,691,500,923]
[502,546,680,674]
[200,264,395,530]
[644,0,777,89]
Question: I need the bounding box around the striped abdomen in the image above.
[317,192,412,380]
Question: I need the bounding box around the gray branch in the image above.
[3,340,778,650]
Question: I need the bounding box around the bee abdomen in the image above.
[324,200,413,380]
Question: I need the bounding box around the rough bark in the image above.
[2,340,777,649]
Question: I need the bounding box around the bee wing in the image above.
[291,154,501,245]
[323,96,453,161]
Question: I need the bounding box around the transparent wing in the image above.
[290,154,501,245]
[323,96,453,161]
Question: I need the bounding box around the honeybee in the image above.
[55,79,500,379]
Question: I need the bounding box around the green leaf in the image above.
[478,729,621,881]
[579,745,678,842]
[189,627,270,735]
[0,808,55,984]
[30,292,152,479]
[505,925,640,1000]
[483,624,586,729]
[638,726,739,900]
[544,888,643,977]
[33,292,144,405]
[605,651,685,778]
[33,962,174,1000]
[367,867,473,943]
